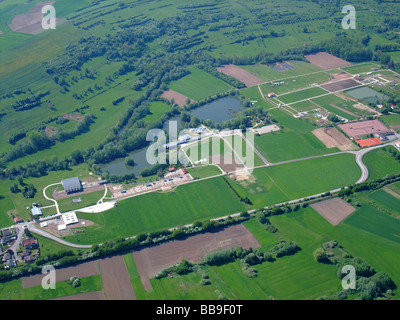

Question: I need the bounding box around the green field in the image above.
[67,177,247,244]
[369,189,400,218]
[341,63,381,75]
[169,67,232,101]
[363,147,400,181]
[277,87,329,105]
[0,275,102,300]
[231,154,361,208]
[241,61,323,83]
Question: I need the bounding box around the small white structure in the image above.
[40,222,48,228]
[62,212,78,226]
[57,224,67,231]
[395,141,400,150]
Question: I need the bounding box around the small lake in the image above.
[345,87,387,104]
[99,147,151,176]
[190,97,244,124]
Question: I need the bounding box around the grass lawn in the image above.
[186,165,223,179]
[67,177,247,244]
[228,154,360,209]
[57,190,106,213]
[254,130,339,163]
[169,67,232,101]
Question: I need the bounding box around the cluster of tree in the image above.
[10,91,50,112]
[338,172,400,196]
[222,177,252,204]
[321,36,373,62]
[155,260,193,279]
[270,240,301,258]
[2,114,95,163]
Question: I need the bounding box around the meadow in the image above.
[168,67,232,101]
[363,147,400,181]
[67,177,248,244]
[124,195,400,300]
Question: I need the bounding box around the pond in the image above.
[345,87,387,104]
[189,96,244,124]
[99,147,151,177]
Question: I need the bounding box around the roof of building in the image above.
[61,177,82,193]
[22,238,37,248]
[31,206,43,216]
[13,216,23,223]
[62,212,78,226]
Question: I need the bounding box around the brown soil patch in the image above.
[98,255,136,300]
[8,2,66,35]
[338,119,392,139]
[39,218,94,238]
[62,112,83,122]
[311,198,356,226]
[312,127,357,151]
[22,260,100,289]
[52,291,106,300]
[216,64,263,87]
[305,52,352,70]
[133,224,260,290]
[327,72,353,82]
[321,79,360,92]
[209,152,244,173]
[45,126,57,137]
[161,89,195,107]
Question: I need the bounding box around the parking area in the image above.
[111,169,193,199]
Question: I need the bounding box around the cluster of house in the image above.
[1,229,38,268]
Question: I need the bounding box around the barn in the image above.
[61,177,83,194]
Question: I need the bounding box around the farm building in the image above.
[395,141,400,150]
[356,138,383,148]
[375,131,396,141]
[31,206,43,217]
[61,177,83,194]
[268,93,276,98]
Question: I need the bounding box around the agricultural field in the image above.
[0,0,400,302]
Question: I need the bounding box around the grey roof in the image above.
[61,177,82,193]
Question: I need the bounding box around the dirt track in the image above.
[133,224,260,290]
[311,198,356,226]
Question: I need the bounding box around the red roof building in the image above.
[13,217,23,224]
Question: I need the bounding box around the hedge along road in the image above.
[18,139,398,249]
